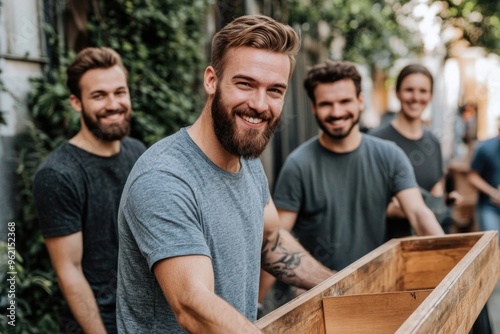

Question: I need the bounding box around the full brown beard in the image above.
[82,106,131,141]
[211,88,281,159]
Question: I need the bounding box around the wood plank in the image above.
[255,232,499,334]
[256,285,326,333]
[256,239,403,333]
[402,247,471,290]
[396,231,500,333]
[328,247,405,295]
[399,232,482,252]
[322,290,432,334]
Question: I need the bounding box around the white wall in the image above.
[475,54,500,139]
[0,0,46,236]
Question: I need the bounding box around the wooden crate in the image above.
[255,231,500,334]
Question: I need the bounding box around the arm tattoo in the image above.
[261,232,305,283]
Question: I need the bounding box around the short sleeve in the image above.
[33,168,83,237]
[433,135,444,177]
[273,157,303,212]
[122,170,210,271]
[390,145,418,195]
[470,143,486,174]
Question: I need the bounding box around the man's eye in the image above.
[268,89,284,97]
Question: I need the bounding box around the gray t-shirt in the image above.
[369,123,443,191]
[273,134,417,271]
[369,123,446,238]
[116,128,269,333]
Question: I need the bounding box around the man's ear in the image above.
[310,102,317,115]
[69,95,82,113]
[204,66,218,95]
[358,92,365,110]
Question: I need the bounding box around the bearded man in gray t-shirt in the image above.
[116,15,332,334]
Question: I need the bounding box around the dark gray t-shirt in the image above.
[33,137,146,333]
[273,134,417,271]
[116,128,269,333]
[369,123,443,191]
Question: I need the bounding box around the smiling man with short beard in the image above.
[81,105,131,141]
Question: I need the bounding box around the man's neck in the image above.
[187,108,241,173]
[69,130,121,157]
[318,128,362,154]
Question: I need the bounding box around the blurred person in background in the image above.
[33,47,146,334]
[467,116,500,334]
[369,64,461,238]
[468,116,500,242]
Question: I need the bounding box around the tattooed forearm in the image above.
[264,253,305,282]
[261,229,334,289]
[261,230,280,260]
[261,231,306,284]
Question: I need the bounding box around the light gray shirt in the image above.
[116,128,269,333]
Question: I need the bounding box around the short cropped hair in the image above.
[67,47,128,99]
[303,60,362,103]
[210,14,300,80]
[395,64,433,93]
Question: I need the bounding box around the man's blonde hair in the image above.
[210,15,300,80]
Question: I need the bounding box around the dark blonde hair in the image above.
[303,60,362,103]
[67,47,128,99]
[210,15,300,79]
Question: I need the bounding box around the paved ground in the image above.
[489,281,500,334]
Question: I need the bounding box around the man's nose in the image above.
[106,95,121,110]
[329,103,343,116]
[248,90,269,114]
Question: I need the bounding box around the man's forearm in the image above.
[468,172,500,205]
[58,271,107,334]
[386,198,405,218]
[411,207,445,236]
[261,229,333,290]
[154,256,262,334]
[169,287,261,334]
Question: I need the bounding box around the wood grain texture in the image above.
[323,290,432,334]
[255,231,499,334]
[256,238,404,333]
[396,231,500,334]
